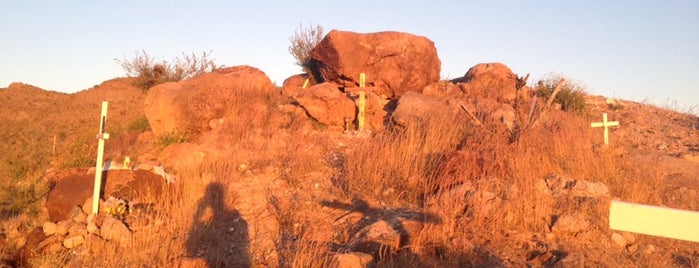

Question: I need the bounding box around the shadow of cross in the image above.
[320,199,441,253]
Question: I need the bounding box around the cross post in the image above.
[92,101,109,214]
[358,73,366,131]
[610,200,699,243]
[591,113,619,145]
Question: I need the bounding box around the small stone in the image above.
[55,220,75,236]
[68,223,88,236]
[611,233,628,247]
[100,216,132,245]
[330,252,374,268]
[86,213,96,224]
[552,214,590,233]
[63,235,85,249]
[643,244,656,254]
[82,197,94,215]
[72,209,88,224]
[43,221,58,236]
[87,223,99,235]
[627,243,639,253]
[45,243,65,254]
[621,232,636,244]
[570,180,610,198]
[35,235,63,252]
[68,206,83,220]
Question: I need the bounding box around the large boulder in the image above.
[295,82,356,127]
[309,30,441,98]
[46,170,165,221]
[453,63,518,103]
[144,66,277,137]
[391,91,455,126]
[282,73,308,98]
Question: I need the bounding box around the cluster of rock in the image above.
[17,196,154,265]
[286,30,441,131]
[282,30,532,133]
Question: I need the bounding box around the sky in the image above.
[1,1,698,110]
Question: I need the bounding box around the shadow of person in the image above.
[186,183,250,268]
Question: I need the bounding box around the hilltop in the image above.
[1,30,698,268]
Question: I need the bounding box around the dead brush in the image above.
[339,109,472,205]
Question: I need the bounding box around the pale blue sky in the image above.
[1,1,697,109]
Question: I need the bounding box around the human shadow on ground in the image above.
[186,183,249,268]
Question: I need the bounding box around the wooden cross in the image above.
[357,73,366,131]
[610,200,699,243]
[591,113,619,145]
[92,101,110,214]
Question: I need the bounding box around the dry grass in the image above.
[334,98,669,266]
[339,111,472,205]
[4,74,693,267]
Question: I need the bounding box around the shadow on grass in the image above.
[186,183,249,267]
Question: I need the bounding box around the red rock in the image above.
[295,82,356,126]
[282,73,308,97]
[310,30,441,98]
[392,91,454,126]
[330,252,373,268]
[144,65,277,137]
[46,170,164,221]
[100,216,131,245]
[454,63,519,103]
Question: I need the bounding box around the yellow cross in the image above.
[591,113,619,145]
[357,73,366,131]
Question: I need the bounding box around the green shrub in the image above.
[536,76,587,115]
[115,50,219,90]
[158,131,188,148]
[61,136,95,168]
[0,172,49,217]
[127,115,151,132]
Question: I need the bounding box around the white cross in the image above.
[591,113,619,145]
[610,200,699,243]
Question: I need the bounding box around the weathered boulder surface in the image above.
[391,91,456,126]
[310,30,441,98]
[46,170,164,221]
[295,82,356,127]
[282,73,308,98]
[453,62,519,103]
[144,65,277,137]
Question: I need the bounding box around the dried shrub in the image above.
[536,75,587,115]
[115,50,219,90]
[288,24,325,84]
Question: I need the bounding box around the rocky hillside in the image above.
[1,30,698,267]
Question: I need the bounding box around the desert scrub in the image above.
[127,115,151,132]
[0,171,49,217]
[158,131,188,148]
[536,75,587,115]
[61,136,95,168]
[288,23,325,84]
[115,50,219,90]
